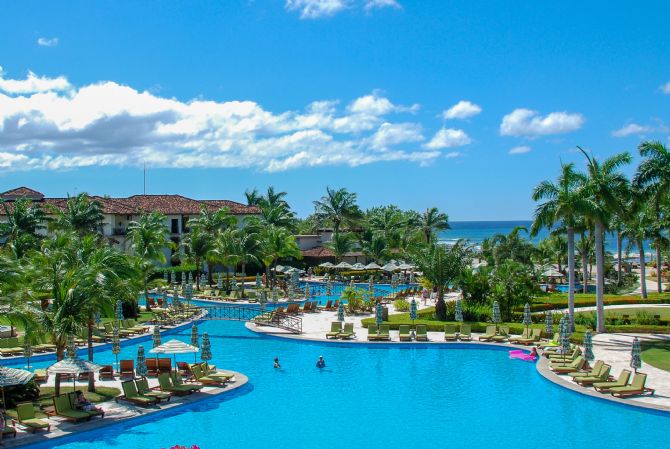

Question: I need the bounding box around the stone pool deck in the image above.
[3,371,248,448]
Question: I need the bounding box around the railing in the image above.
[199,305,302,334]
[252,311,302,334]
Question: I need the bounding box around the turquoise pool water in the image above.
[8,318,670,449]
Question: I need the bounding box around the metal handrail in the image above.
[199,305,302,334]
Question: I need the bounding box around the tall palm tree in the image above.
[634,141,670,293]
[127,212,171,312]
[180,230,210,290]
[209,228,241,292]
[325,233,354,262]
[189,206,236,283]
[50,193,104,236]
[361,233,389,263]
[0,198,47,258]
[257,225,301,287]
[578,147,632,332]
[531,162,588,327]
[418,207,450,243]
[621,193,652,298]
[313,187,362,235]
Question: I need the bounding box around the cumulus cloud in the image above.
[500,108,584,137]
[442,100,482,120]
[364,0,402,11]
[660,81,670,94]
[37,37,59,47]
[0,69,441,172]
[508,145,531,155]
[612,123,652,137]
[424,128,471,149]
[0,67,71,94]
[285,0,400,18]
[444,151,462,159]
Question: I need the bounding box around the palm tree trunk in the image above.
[240,263,246,298]
[265,265,271,288]
[617,230,623,284]
[581,233,589,295]
[54,345,64,397]
[567,227,576,329]
[656,241,663,293]
[639,239,647,299]
[87,319,96,392]
[207,262,214,285]
[595,221,606,333]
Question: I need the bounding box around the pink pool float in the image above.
[509,349,537,362]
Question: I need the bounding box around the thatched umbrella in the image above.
[0,366,34,410]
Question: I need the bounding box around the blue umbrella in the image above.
[188,271,193,284]
[112,325,121,371]
[410,299,417,321]
[115,300,124,322]
[170,271,176,285]
[545,311,553,337]
[522,303,532,335]
[201,333,212,369]
[492,301,501,329]
[583,330,594,361]
[259,290,267,313]
[631,337,642,372]
[191,324,199,363]
[152,326,161,348]
[454,300,463,323]
[560,315,571,364]
[95,312,101,326]
[326,281,332,296]
[163,271,168,283]
[338,301,345,322]
[375,302,383,326]
[136,345,148,377]
[256,273,262,289]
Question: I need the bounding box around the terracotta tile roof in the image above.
[0,187,44,200]
[200,200,260,215]
[301,247,335,258]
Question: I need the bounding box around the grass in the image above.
[4,385,120,420]
[531,292,670,312]
[575,307,670,320]
[641,340,670,372]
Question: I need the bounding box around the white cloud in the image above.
[660,81,670,94]
[445,151,461,159]
[442,100,482,120]
[0,67,71,94]
[0,70,440,172]
[364,0,402,11]
[500,108,584,137]
[37,37,59,47]
[508,145,531,155]
[612,123,652,137]
[424,128,471,149]
[285,0,348,19]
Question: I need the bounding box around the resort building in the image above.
[0,186,259,264]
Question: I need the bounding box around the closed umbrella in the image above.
[172,289,181,307]
[304,283,311,298]
[112,325,121,370]
[152,326,161,348]
[162,289,168,307]
[163,271,169,283]
[181,276,186,291]
[0,366,34,409]
[583,330,594,361]
[560,315,571,364]
[272,289,278,304]
[115,300,124,323]
[631,337,642,372]
[545,311,553,337]
[259,290,267,313]
[190,326,199,370]
[136,345,148,378]
[201,333,212,370]
[338,301,345,323]
[375,302,383,327]
[188,272,193,284]
[170,271,176,285]
[410,299,417,335]
[66,334,76,359]
[455,299,463,323]
[232,275,238,292]
[326,281,332,296]
[256,274,261,289]
[522,303,532,336]
[217,272,223,290]
[492,301,501,330]
[23,338,33,370]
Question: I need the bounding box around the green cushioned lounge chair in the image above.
[326,322,342,339]
[52,395,90,422]
[16,403,50,433]
[491,326,510,343]
[537,333,560,349]
[444,325,458,341]
[550,356,586,373]
[378,325,391,341]
[172,371,204,391]
[508,328,531,343]
[158,373,193,395]
[609,373,655,398]
[478,325,496,341]
[415,324,428,341]
[594,369,631,393]
[459,324,472,341]
[517,328,542,346]
[399,325,411,341]
[367,325,380,341]
[121,380,158,406]
[136,377,171,402]
[569,360,604,378]
[66,392,104,419]
[575,364,611,386]
[337,323,355,340]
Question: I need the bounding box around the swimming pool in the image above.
[8,319,670,449]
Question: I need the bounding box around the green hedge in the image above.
[530,293,670,312]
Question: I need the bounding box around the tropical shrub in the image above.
[393,299,409,312]
[342,287,365,313]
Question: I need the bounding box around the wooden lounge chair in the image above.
[66,392,105,419]
[326,322,342,339]
[550,356,586,373]
[147,358,159,376]
[594,369,631,393]
[177,361,192,378]
[157,358,172,374]
[478,325,497,341]
[367,324,380,341]
[444,324,458,341]
[378,325,391,341]
[416,324,428,341]
[569,360,604,378]
[16,402,51,433]
[99,365,114,380]
[119,360,135,379]
[517,328,542,346]
[121,380,158,406]
[157,373,193,395]
[609,373,655,398]
[508,328,531,343]
[191,364,226,386]
[52,395,90,422]
[323,300,333,310]
[338,323,355,340]
[136,377,171,402]
[575,364,611,386]
[399,325,411,341]
[491,326,510,343]
[459,324,472,341]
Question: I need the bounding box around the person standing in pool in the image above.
[274,357,281,368]
[316,356,326,368]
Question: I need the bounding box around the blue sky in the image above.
[0,0,669,220]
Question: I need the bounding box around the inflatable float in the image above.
[509,349,537,362]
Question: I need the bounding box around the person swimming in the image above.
[274,357,281,368]
[316,356,326,368]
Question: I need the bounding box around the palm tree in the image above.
[50,193,104,236]
[578,147,632,332]
[0,198,47,258]
[531,162,588,327]
[325,233,354,262]
[634,141,670,293]
[361,233,388,263]
[621,190,653,298]
[313,187,362,235]
[257,225,301,287]
[484,226,535,266]
[127,212,171,312]
[209,228,241,293]
[189,206,236,283]
[418,207,450,243]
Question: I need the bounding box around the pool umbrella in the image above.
[181,276,186,291]
[319,262,334,268]
[191,324,199,347]
[115,300,124,323]
[304,283,311,298]
[272,289,278,304]
[256,274,261,289]
[409,272,415,284]
[188,272,193,284]
[259,290,267,313]
[112,325,121,371]
[334,262,352,270]
[492,301,501,331]
[23,338,33,370]
[201,333,212,370]
[583,330,594,361]
[560,316,571,364]
[351,263,365,270]
[163,271,168,283]
[95,312,101,326]
[170,271,176,285]
[0,366,34,410]
[630,337,642,372]
[545,311,553,337]
[232,275,238,292]
[217,272,223,290]
[162,289,168,307]
[365,262,381,270]
[152,326,161,348]
[48,355,101,392]
[185,288,193,309]
[173,289,181,307]
[381,263,398,272]
[338,301,345,323]
[326,281,332,296]
[368,275,374,292]
[150,339,199,367]
[410,299,417,331]
[66,334,76,359]
[375,302,383,327]
[522,303,532,336]
[454,299,463,323]
[136,345,148,378]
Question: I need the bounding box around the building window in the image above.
[171,219,179,234]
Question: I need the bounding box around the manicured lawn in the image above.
[574,307,670,320]
[641,341,670,372]
[531,292,670,312]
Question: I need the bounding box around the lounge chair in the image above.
[136,377,171,402]
[569,360,604,378]
[491,326,510,343]
[16,403,50,433]
[157,358,172,374]
[66,392,105,419]
[478,325,497,341]
[594,370,631,393]
[547,347,581,362]
[459,324,472,341]
[171,371,204,391]
[33,369,49,383]
[157,373,193,396]
[192,364,226,386]
[119,359,135,379]
[508,328,531,343]
[323,300,333,310]
[378,325,391,341]
[200,365,234,381]
[52,395,90,422]
[537,333,560,349]
[444,324,458,341]
[367,324,380,341]
[326,322,342,339]
[399,325,411,341]
[1,417,16,438]
[415,324,428,341]
[337,323,355,339]
[120,380,158,406]
[575,364,611,386]
[147,358,159,376]
[609,373,655,398]
[0,337,23,356]
[517,328,542,346]
[99,365,114,380]
[550,356,586,373]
